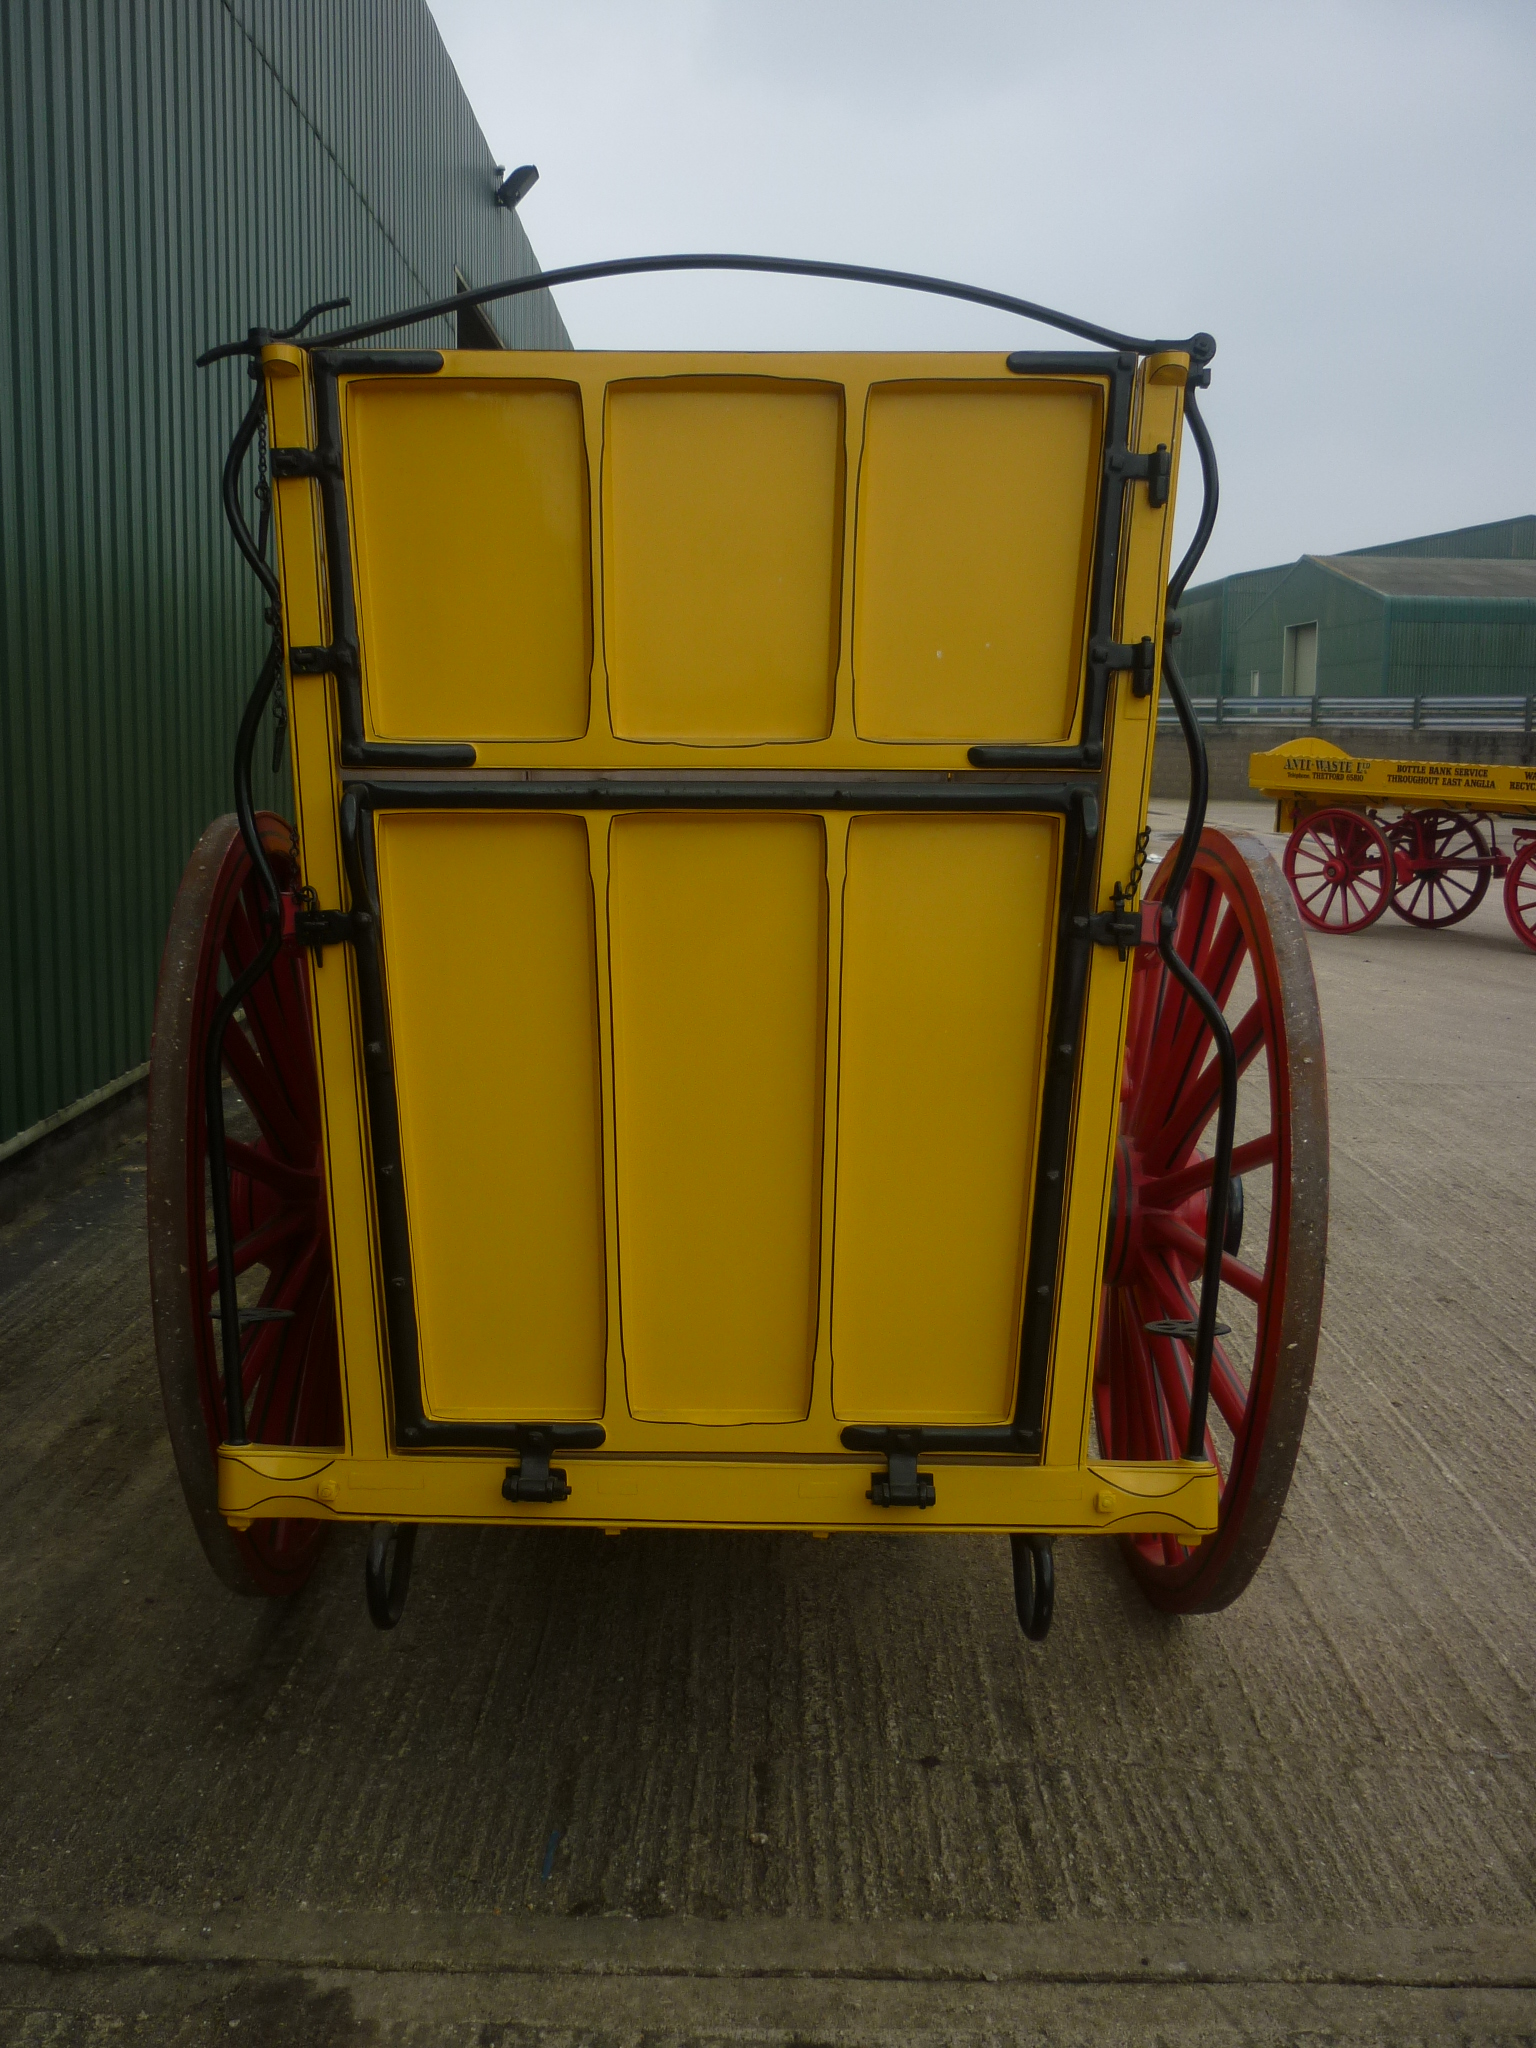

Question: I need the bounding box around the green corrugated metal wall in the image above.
[1175,517,1536,700]
[1386,602,1536,695]
[1229,562,1387,697]
[1,0,568,1148]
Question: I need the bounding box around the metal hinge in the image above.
[502,1429,572,1505]
[1105,440,1171,508]
[268,444,342,481]
[867,1448,936,1510]
[1090,634,1157,698]
[287,637,359,681]
[1075,882,1163,961]
[281,887,367,957]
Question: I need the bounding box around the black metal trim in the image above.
[971,353,1146,772]
[335,791,606,1453]
[348,774,1083,814]
[1010,788,1100,1448]
[283,339,1149,786]
[843,779,1102,1457]
[841,1424,1021,1455]
[278,348,476,771]
[1004,350,1127,375]
[339,777,1093,1454]
[202,254,1216,368]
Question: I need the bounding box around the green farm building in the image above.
[1175,515,1536,702]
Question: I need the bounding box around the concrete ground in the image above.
[2,801,1532,2045]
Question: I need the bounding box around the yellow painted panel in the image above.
[852,382,1101,742]
[375,812,606,1420]
[832,815,1058,1422]
[609,815,827,1420]
[347,379,590,740]
[603,379,844,742]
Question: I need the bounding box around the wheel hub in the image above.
[1103,1135,1242,1289]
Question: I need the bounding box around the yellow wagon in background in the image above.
[1250,738,1536,949]
[149,256,1328,1639]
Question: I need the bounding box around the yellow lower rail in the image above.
[218,1446,1220,1540]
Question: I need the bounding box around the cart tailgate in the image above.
[372,804,1059,1430]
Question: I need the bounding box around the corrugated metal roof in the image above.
[1310,555,1536,600]
[1344,514,1536,562]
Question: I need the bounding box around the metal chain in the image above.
[1127,826,1151,902]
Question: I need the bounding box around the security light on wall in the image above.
[496,164,539,209]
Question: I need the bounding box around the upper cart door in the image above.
[265,346,1186,1457]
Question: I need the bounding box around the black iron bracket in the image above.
[281,886,367,959]
[1106,440,1171,508]
[1090,634,1157,699]
[866,1444,936,1510]
[500,1425,605,1504]
[269,444,342,482]
[1075,883,1161,961]
[272,347,476,771]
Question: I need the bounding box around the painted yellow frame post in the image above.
[220,344,1218,1544]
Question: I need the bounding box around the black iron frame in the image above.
[197,252,1232,1474]
[340,773,1092,1454]
[274,343,1141,776]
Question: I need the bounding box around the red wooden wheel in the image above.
[1282,808,1393,933]
[1505,841,1536,953]
[1385,807,1491,928]
[1095,830,1329,1613]
[147,813,341,1596]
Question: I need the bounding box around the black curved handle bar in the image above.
[198,252,1215,369]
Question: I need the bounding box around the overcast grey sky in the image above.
[427,0,1534,585]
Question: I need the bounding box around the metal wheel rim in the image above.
[1096,829,1329,1613]
[1282,809,1393,934]
[146,813,339,1597]
[1385,808,1490,928]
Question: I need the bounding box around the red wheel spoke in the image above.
[1149,997,1267,1172]
[1220,1251,1266,1302]
[1142,1215,1266,1308]
[252,1252,329,1440]
[238,1244,321,1402]
[1140,1131,1276,1209]
[226,1139,317,1202]
[231,1205,310,1276]
[221,1020,311,1161]
[1126,1308,1179,1461]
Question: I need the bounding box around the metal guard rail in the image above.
[1158,693,1536,734]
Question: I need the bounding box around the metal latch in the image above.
[1089,634,1157,698]
[867,1448,936,1510]
[1076,883,1162,961]
[502,1429,571,1505]
[1105,440,1171,508]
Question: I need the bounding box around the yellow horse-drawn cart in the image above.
[149,257,1328,1637]
[1251,739,1536,948]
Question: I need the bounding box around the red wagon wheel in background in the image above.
[1095,830,1329,1613]
[1281,807,1394,933]
[1385,807,1491,928]
[1505,840,1536,953]
[147,813,342,1597]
